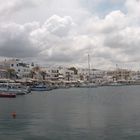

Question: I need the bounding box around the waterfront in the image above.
[1,86,140,139]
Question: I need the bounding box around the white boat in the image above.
[108,82,124,86]
[0,82,31,95]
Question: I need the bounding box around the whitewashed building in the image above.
[41,67,59,81]
[0,59,32,78]
[59,67,76,82]
[41,66,77,82]
[77,68,89,82]
[77,68,105,83]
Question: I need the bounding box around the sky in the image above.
[0,0,140,70]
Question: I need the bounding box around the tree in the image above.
[68,67,78,75]
[6,68,16,79]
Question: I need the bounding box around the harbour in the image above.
[0,0,140,139]
[1,86,140,139]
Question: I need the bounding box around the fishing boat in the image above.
[31,83,52,91]
[0,92,16,98]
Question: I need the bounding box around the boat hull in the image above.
[0,93,16,98]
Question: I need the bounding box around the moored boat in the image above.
[31,83,52,91]
[0,82,31,95]
[0,92,16,98]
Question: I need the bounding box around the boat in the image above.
[0,92,16,98]
[77,82,97,88]
[107,81,124,86]
[0,82,31,95]
[31,83,52,91]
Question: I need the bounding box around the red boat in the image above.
[0,92,16,98]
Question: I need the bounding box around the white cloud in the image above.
[125,0,140,16]
[125,0,140,25]
[0,0,36,19]
[82,10,127,35]
[43,15,75,37]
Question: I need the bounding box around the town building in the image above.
[59,67,77,82]
[77,68,105,83]
[41,67,59,81]
[0,59,32,79]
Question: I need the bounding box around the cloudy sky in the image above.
[0,0,140,70]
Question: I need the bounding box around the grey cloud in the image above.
[0,23,40,58]
[0,15,76,60]
[103,27,140,65]
[104,27,140,51]
[43,52,75,63]
[104,33,124,48]
[0,40,38,58]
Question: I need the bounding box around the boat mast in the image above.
[116,64,118,82]
[88,54,91,83]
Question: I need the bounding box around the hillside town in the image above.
[0,58,140,88]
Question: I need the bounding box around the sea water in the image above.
[0,86,140,140]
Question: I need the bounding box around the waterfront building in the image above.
[41,66,77,82]
[77,68,105,84]
[59,67,77,82]
[0,59,32,79]
[106,68,132,82]
[77,68,89,82]
[41,67,59,81]
[90,69,106,84]
[1,58,139,86]
[131,71,140,81]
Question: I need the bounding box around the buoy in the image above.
[11,112,16,119]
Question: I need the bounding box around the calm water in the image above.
[1,86,140,140]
